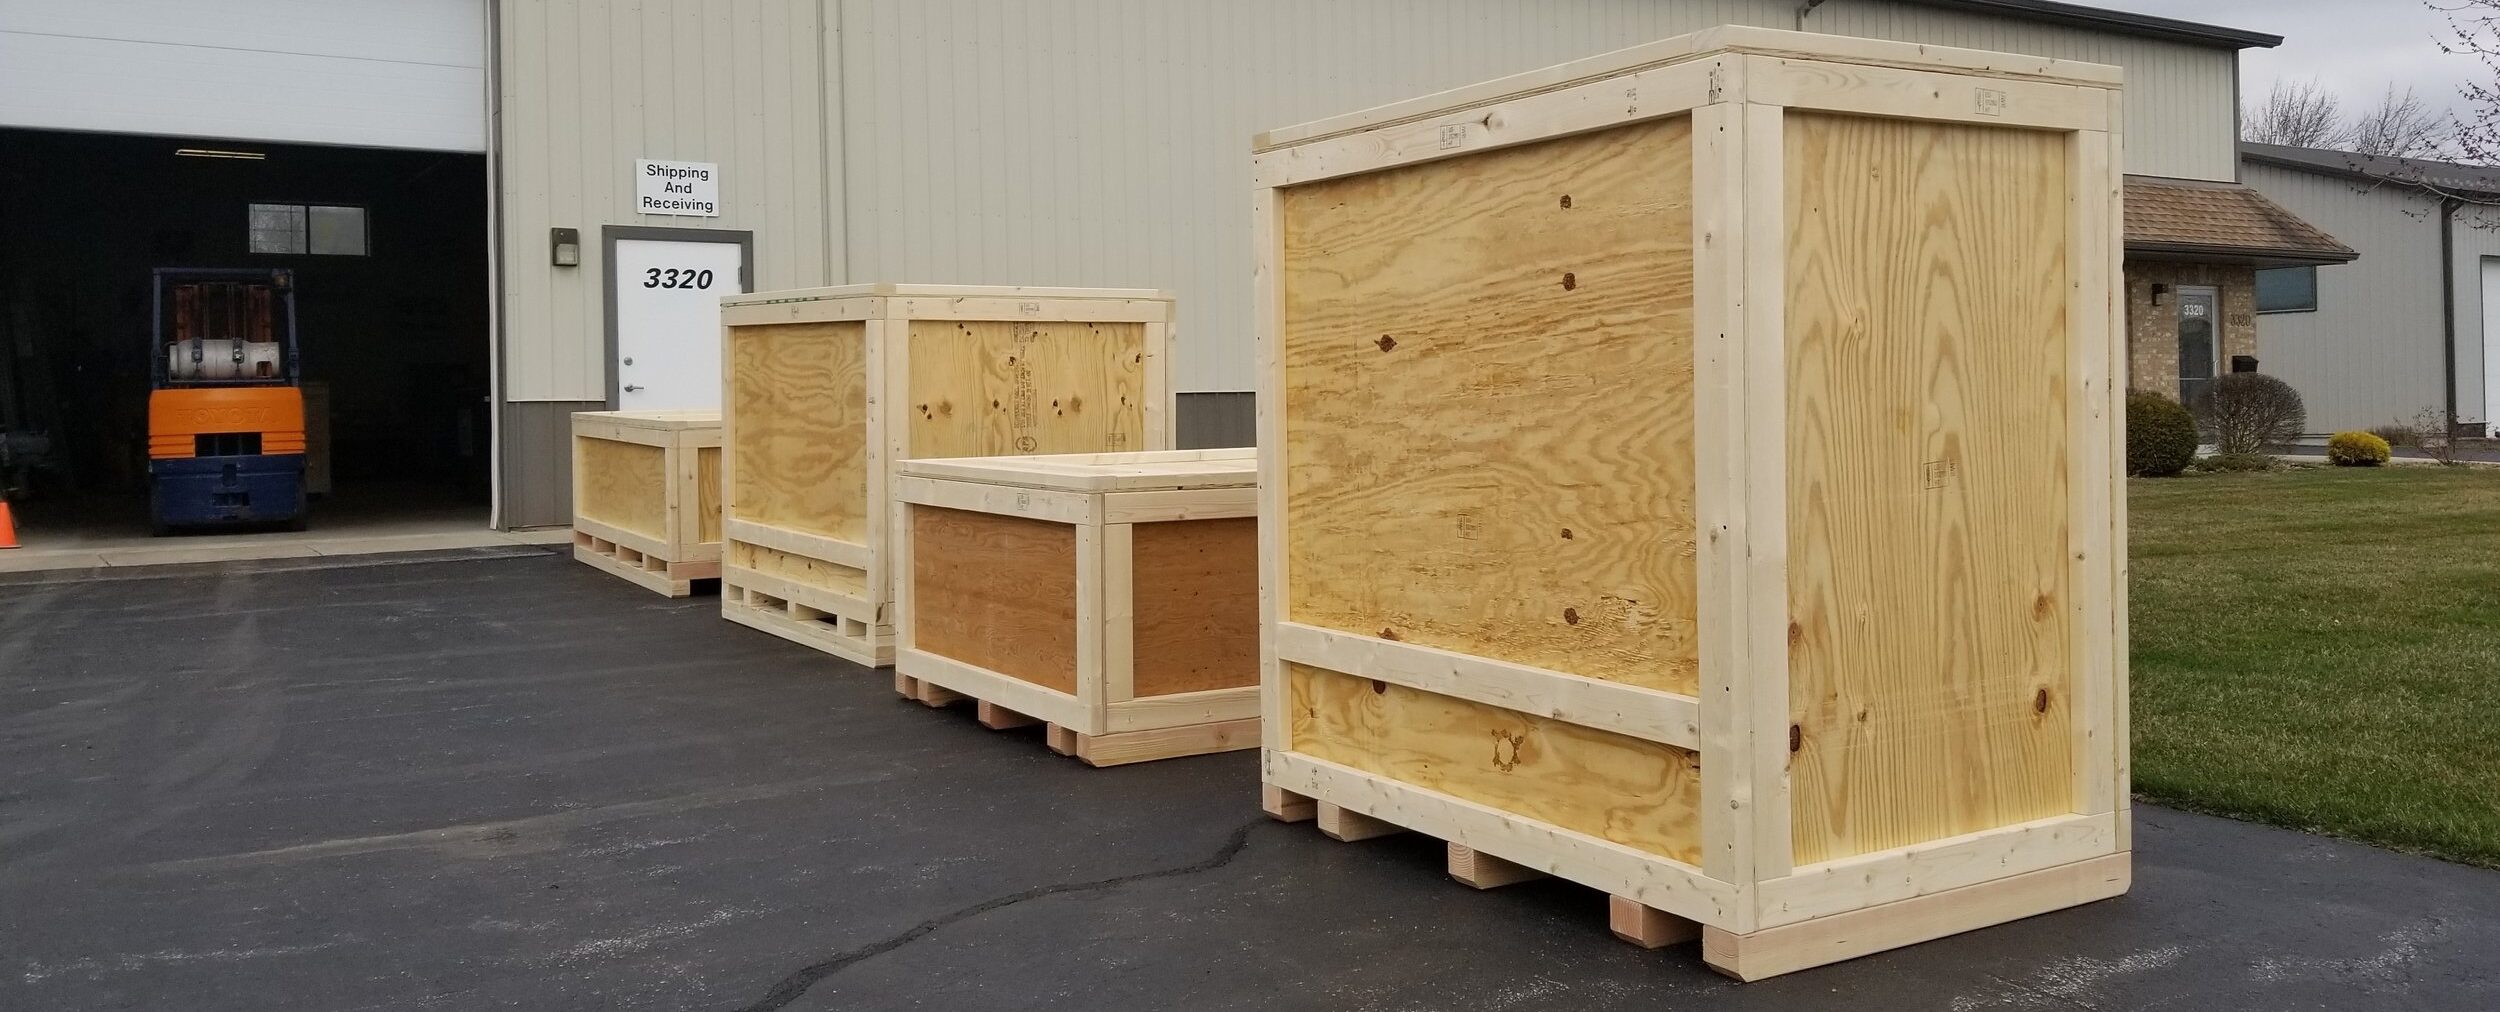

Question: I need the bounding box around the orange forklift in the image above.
[146,268,308,533]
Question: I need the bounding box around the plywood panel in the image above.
[576,438,667,539]
[1783,113,2075,866]
[911,505,1080,693]
[906,320,1149,460]
[1280,118,1700,694]
[1130,518,1259,698]
[730,540,868,600]
[695,444,724,546]
[1288,663,1702,864]
[730,321,868,540]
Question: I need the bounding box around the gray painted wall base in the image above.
[1177,391,1253,449]
[501,400,600,530]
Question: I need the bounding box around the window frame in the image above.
[2254,265,2317,315]
[246,201,372,257]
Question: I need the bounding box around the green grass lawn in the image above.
[2130,465,2500,867]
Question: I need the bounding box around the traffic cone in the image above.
[0,500,17,549]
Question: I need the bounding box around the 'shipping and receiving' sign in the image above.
[636,159,719,217]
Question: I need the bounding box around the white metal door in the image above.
[612,239,745,411]
[2482,258,2500,434]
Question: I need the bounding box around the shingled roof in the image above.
[2124,176,2357,266]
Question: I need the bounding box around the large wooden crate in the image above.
[1252,26,2128,980]
[718,284,1175,667]
[570,410,723,597]
[892,449,1260,765]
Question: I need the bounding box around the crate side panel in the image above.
[910,505,1080,694]
[1131,517,1259,697]
[576,437,669,541]
[906,321,1149,459]
[729,320,869,540]
[1783,112,2076,866]
[696,445,724,546]
[730,539,868,600]
[1279,119,1700,694]
[1288,663,1701,864]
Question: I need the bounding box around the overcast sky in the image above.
[2105,0,2482,119]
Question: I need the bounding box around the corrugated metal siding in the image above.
[832,0,2240,391]
[496,0,835,402]
[2243,161,2449,433]
[1809,0,2237,182]
[2449,205,2500,427]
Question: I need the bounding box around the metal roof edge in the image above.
[1902,0,2282,49]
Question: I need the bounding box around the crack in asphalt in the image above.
[731,816,1266,1011]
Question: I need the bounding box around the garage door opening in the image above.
[0,128,491,552]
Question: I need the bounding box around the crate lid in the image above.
[1253,24,2123,152]
[722,282,1173,308]
[571,409,721,430]
[897,448,1255,493]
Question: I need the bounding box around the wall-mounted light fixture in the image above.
[550,227,580,267]
[174,148,265,160]
[2149,282,2169,307]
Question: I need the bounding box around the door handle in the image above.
[624,384,644,393]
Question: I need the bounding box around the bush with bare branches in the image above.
[2192,374,2307,455]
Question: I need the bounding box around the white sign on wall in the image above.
[635,159,720,217]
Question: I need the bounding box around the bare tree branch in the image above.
[2348,86,2451,157]
[2243,78,2348,147]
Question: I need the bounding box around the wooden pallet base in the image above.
[573,533,719,597]
[1262,786,2130,981]
[722,580,893,667]
[896,674,1256,766]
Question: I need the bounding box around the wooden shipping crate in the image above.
[719,284,1175,667]
[1252,26,2127,980]
[892,449,1259,765]
[570,410,723,597]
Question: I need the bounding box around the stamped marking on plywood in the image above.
[1490,729,1526,772]
[1018,301,1041,315]
[1921,458,1959,490]
[1974,87,2008,117]
[1439,123,1469,150]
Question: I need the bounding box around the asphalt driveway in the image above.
[2,550,2494,1010]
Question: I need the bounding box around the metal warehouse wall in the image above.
[1807,1,2240,183]
[828,0,2244,394]
[2244,160,2495,433]
[495,0,837,403]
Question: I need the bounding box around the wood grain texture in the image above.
[1279,118,1700,694]
[906,320,1148,459]
[1130,517,1260,698]
[729,539,867,601]
[695,445,723,545]
[729,321,868,540]
[910,505,1079,694]
[1287,663,1702,864]
[1782,113,2075,866]
[575,437,667,540]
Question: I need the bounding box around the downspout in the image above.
[2441,196,2462,437]
[1795,0,1830,31]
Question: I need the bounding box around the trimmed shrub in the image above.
[2126,392,2199,477]
[2328,431,2392,466]
[2192,373,2307,454]
[2194,451,2277,473]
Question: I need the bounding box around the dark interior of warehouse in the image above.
[0,128,491,534]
